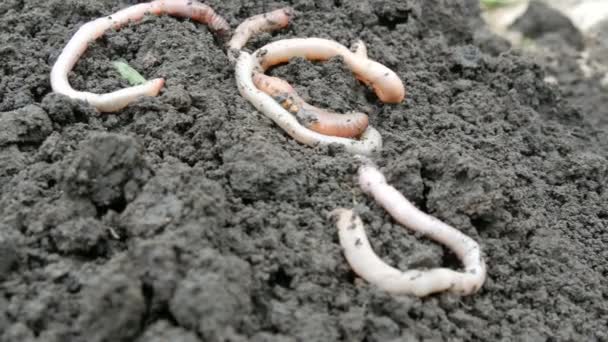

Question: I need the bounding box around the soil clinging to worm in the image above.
[0,0,607,341]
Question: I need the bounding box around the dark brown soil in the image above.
[1,0,607,341]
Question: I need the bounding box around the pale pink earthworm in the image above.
[230,9,402,138]
[227,7,293,62]
[252,73,369,138]
[235,51,383,155]
[254,38,406,104]
[249,38,404,138]
[231,9,382,151]
[233,11,486,296]
[330,160,487,296]
[350,39,368,58]
[50,0,229,112]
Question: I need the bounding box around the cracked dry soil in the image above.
[0,0,607,341]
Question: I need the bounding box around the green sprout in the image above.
[480,0,521,9]
[111,60,147,86]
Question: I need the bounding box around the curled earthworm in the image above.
[233,11,487,296]
[250,37,405,138]
[350,39,368,58]
[235,51,382,155]
[254,38,406,104]
[50,0,229,112]
[231,9,402,138]
[330,160,487,296]
[252,73,369,138]
[227,7,294,62]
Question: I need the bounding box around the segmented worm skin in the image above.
[254,38,406,103]
[230,9,392,139]
[150,0,230,36]
[251,38,404,138]
[235,51,383,155]
[233,10,487,296]
[329,160,487,297]
[252,72,369,138]
[350,39,368,58]
[50,0,229,112]
[228,7,293,62]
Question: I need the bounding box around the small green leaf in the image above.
[112,60,147,86]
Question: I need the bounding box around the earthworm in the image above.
[252,72,369,138]
[227,7,294,62]
[254,38,406,103]
[330,161,487,296]
[235,51,382,155]
[231,10,399,138]
[251,38,403,137]
[232,11,486,296]
[50,0,229,112]
[350,39,368,58]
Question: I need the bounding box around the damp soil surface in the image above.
[1,0,607,341]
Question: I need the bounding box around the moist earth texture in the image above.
[1,0,607,341]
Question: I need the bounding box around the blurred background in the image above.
[481,0,608,128]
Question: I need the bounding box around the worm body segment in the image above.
[331,162,487,296]
[232,11,397,139]
[252,72,369,138]
[235,51,382,155]
[254,38,406,103]
[233,10,486,297]
[351,39,368,58]
[149,0,230,34]
[50,0,229,112]
[228,7,293,61]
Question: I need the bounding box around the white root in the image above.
[50,0,229,112]
[331,162,486,296]
[235,51,382,155]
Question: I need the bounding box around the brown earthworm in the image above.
[50,0,229,112]
[252,72,369,138]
